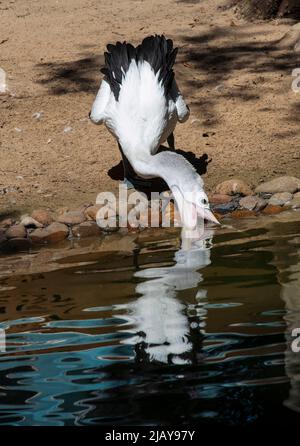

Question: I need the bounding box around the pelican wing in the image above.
[170,79,190,123]
[90,78,111,124]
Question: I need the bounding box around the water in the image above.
[0,214,300,426]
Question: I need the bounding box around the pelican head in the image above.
[171,179,219,230]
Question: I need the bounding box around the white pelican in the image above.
[90,35,219,228]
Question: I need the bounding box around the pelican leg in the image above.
[167,132,175,150]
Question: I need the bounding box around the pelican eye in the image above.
[201,198,208,205]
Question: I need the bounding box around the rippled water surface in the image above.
[1,215,300,426]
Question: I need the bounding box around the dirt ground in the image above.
[0,0,300,216]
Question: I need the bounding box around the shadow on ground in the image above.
[178,25,299,127]
[36,54,104,95]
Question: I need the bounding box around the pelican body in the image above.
[90,35,218,228]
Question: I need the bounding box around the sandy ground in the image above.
[0,0,300,216]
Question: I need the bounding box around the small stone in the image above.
[57,210,86,225]
[208,193,232,204]
[268,192,293,206]
[30,222,69,244]
[262,205,285,215]
[255,176,300,194]
[85,205,102,221]
[72,221,102,238]
[289,196,300,209]
[239,195,267,211]
[32,111,43,120]
[293,192,300,199]
[231,210,257,219]
[214,179,253,196]
[20,216,43,228]
[212,201,238,214]
[6,224,26,239]
[31,209,53,226]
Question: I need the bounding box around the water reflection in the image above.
[271,226,300,413]
[1,219,300,425]
[122,229,214,365]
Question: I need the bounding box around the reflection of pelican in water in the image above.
[122,229,214,365]
[270,226,300,413]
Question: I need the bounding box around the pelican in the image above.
[90,35,219,228]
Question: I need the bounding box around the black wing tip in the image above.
[101,35,178,99]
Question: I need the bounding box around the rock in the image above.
[72,221,102,238]
[255,176,300,194]
[214,179,253,196]
[30,222,69,244]
[84,205,102,221]
[208,193,232,204]
[268,192,293,206]
[231,210,257,219]
[262,205,285,215]
[6,224,26,239]
[0,218,13,228]
[31,209,53,226]
[57,210,86,225]
[212,201,238,214]
[293,192,300,199]
[288,196,300,209]
[20,216,43,228]
[239,195,267,211]
[277,23,300,51]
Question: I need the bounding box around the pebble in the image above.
[268,192,293,206]
[72,221,102,238]
[32,111,43,120]
[6,224,26,239]
[30,222,69,244]
[231,210,257,218]
[31,209,53,226]
[20,216,43,228]
[239,195,267,211]
[255,176,300,194]
[85,205,102,221]
[208,193,232,204]
[57,210,86,225]
[288,196,300,209]
[262,205,285,215]
[212,201,238,214]
[214,179,253,196]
